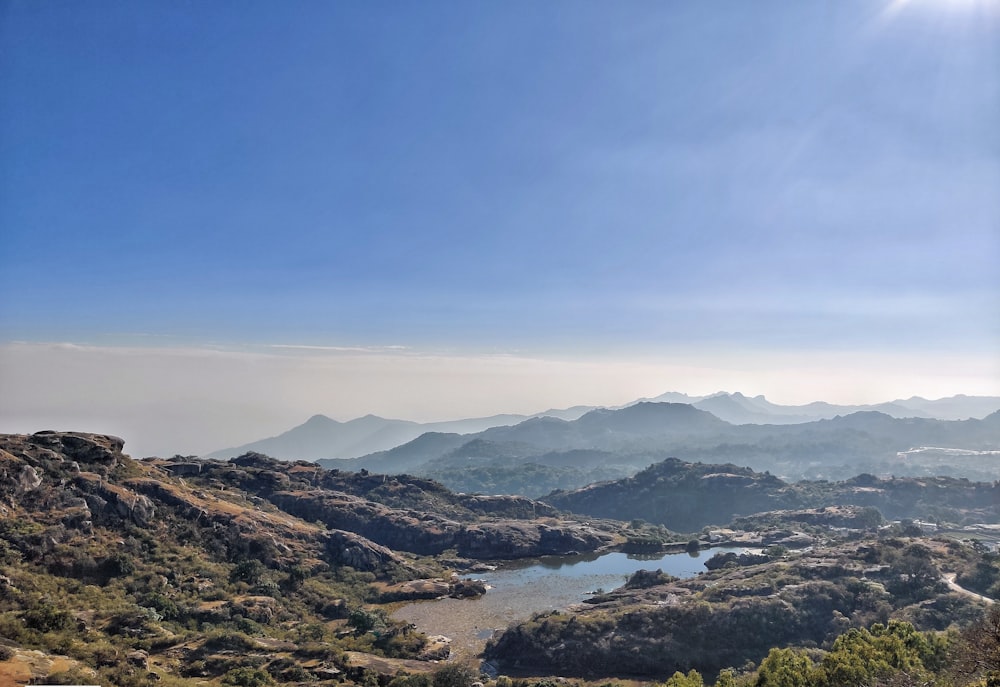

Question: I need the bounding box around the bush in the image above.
[223,666,273,687]
[625,568,677,589]
[142,592,180,620]
[433,662,478,687]
[230,559,265,585]
[23,601,72,632]
[250,579,281,597]
[203,630,259,652]
[389,673,433,687]
[348,608,388,634]
[101,551,136,578]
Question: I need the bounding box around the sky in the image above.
[1,0,998,457]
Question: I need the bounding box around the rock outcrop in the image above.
[456,521,616,559]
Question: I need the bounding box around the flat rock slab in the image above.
[345,650,437,676]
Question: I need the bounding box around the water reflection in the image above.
[393,547,749,660]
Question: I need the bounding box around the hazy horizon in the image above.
[1,340,997,457]
[2,2,998,457]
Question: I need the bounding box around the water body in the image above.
[394,547,745,659]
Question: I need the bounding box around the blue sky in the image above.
[1,1,998,454]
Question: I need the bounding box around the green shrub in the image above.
[348,607,389,634]
[203,630,259,652]
[141,592,179,620]
[389,673,433,687]
[222,666,273,687]
[23,601,72,632]
[432,662,478,687]
[101,552,136,578]
[661,670,704,687]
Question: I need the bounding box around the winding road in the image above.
[944,573,996,605]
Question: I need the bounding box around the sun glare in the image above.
[884,0,1000,17]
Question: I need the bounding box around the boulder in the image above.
[126,649,149,669]
[16,465,42,493]
[31,431,125,467]
[323,529,409,572]
[456,521,614,559]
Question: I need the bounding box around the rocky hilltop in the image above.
[543,456,1000,531]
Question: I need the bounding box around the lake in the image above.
[393,547,745,659]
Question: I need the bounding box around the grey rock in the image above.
[17,465,42,493]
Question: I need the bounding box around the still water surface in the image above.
[393,547,743,659]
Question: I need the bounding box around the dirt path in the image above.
[944,573,996,605]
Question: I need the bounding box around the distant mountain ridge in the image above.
[203,393,1000,462]
[202,407,592,461]
[646,391,1000,425]
[342,404,1000,493]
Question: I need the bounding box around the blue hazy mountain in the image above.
[205,393,1000,463]
[202,407,593,461]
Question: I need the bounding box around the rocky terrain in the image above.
[485,535,994,679]
[0,431,623,685]
[543,456,1000,531]
[2,430,999,687]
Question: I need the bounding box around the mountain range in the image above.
[203,392,1000,463]
[322,402,1000,491]
[202,406,599,461]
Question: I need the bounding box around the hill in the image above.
[325,406,1000,496]
[543,456,1000,531]
[205,394,1000,464]
[203,409,595,462]
[638,391,1000,424]
[0,431,621,685]
[202,413,527,461]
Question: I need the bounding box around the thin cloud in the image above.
[267,344,412,353]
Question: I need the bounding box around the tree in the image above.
[817,621,936,687]
[857,507,884,530]
[662,669,704,687]
[754,647,815,687]
[715,670,736,687]
[348,607,389,635]
[951,606,1000,684]
[230,559,265,585]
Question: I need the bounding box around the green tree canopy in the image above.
[817,620,936,687]
[754,647,816,687]
[661,669,704,687]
